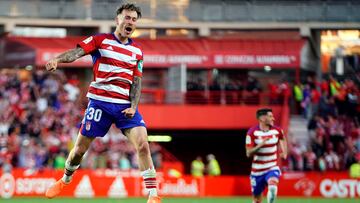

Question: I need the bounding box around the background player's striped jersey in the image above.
[246,125,284,176]
[78,33,143,104]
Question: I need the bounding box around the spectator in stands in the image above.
[320,78,329,96]
[293,82,303,114]
[324,143,340,171]
[245,76,261,104]
[1,150,12,173]
[310,87,321,117]
[119,153,131,170]
[206,154,221,176]
[225,80,240,104]
[318,156,326,172]
[302,84,311,119]
[63,76,80,102]
[345,87,358,117]
[0,69,158,171]
[150,142,162,169]
[191,156,205,177]
[289,140,305,170]
[186,77,206,104]
[209,78,222,104]
[303,146,317,171]
[54,151,66,169]
[279,78,291,104]
[312,127,326,158]
[329,75,340,97]
[327,115,345,150]
[268,79,280,104]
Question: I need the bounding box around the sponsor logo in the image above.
[74,175,94,198]
[138,60,143,73]
[214,55,296,65]
[294,178,315,196]
[160,179,199,196]
[320,179,360,198]
[0,173,15,198]
[106,46,113,51]
[142,178,199,196]
[144,55,208,65]
[107,176,128,197]
[86,121,91,131]
[0,173,56,198]
[83,36,93,44]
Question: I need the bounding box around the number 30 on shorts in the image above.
[86,107,102,122]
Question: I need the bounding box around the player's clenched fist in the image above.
[280,151,288,159]
[45,59,58,72]
[122,108,136,118]
[260,137,271,145]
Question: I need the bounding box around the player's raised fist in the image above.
[121,107,136,118]
[46,59,58,72]
[260,137,271,146]
[280,152,288,159]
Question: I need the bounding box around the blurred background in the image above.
[0,0,359,202]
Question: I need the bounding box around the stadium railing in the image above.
[140,89,286,105]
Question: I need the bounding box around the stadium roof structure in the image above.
[0,36,305,69]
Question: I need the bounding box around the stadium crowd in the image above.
[0,69,162,173]
[1,68,359,173]
[289,75,360,171]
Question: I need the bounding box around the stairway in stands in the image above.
[288,115,309,145]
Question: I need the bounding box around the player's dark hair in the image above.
[256,108,272,119]
[116,3,142,19]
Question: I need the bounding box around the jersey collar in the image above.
[112,33,133,45]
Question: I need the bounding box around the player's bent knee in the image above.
[137,141,150,155]
[267,177,279,186]
[269,185,277,193]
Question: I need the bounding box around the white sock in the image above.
[62,174,73,184]
[61,161,80,184]
[141,168,158,197]
[267,185,278,203]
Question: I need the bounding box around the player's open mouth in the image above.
[125,27,132,34]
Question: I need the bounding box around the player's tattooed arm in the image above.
[130,76,142,110]
[56,47,86,63]
[279,138,288,159]
[46,47,86,72]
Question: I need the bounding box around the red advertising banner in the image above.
[142,54,299,68]
[139,105,283,130]
[2,37,304,68]
[279,172,360,198]
[0,170,359,198]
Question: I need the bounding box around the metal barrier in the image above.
[141,89,286,105]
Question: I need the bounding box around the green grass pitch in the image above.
[1,197,358,203]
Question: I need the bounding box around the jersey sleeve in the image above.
[245,129,255,148]
[133,52,144,77]
[77,35,102,54]
[278,128,285,140]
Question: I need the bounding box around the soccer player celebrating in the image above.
[245,108,288,203]
[44,3,160,203]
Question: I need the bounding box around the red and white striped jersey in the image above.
[246,125,285,176]
[78,33,143,104]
